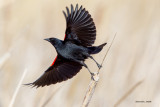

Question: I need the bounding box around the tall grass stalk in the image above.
[0,52,11,69]
[9,68,28,107]
[114,80,143,107]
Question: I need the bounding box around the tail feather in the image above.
[88,43,107,54]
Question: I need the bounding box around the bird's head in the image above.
[44,37,62,47]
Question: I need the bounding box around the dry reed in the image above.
[82,33,116,107]
[9,68,28,107]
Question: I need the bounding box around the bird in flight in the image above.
[26,4,107,88]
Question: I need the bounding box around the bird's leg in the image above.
[79,61,99,81]
[80,61,94,76]
[89,56,102,69]
[73,59,94,76]
[85,54,102,69]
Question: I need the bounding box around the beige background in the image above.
[0,0,160,107]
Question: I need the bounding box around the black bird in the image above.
[26,4,107,88]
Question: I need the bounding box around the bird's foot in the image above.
[97,64,102,69]
[90,72,99,81]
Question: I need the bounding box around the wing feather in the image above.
[64,4,96,46]
[26,56,82,88]
[72,4,78,20]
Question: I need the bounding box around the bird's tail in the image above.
[88,43,107,54]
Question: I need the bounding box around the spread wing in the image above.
[26,56,82,88]
[63,4,96,46]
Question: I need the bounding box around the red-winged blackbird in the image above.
[26,4,107,88]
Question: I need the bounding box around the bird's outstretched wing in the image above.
[63,4,96,46]
[26,56,82,88]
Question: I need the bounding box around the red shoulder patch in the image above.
[51,56,57,66]
[64,34,66,40]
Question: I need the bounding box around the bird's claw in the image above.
[97,64,102,69]
[90,72,99,81]
[90,72,94,76]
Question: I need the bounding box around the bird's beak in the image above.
[44,38,50,42]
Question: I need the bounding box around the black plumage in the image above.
[26,4,106,88]
[63,4,96,46]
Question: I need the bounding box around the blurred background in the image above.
[0,0,160,107]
